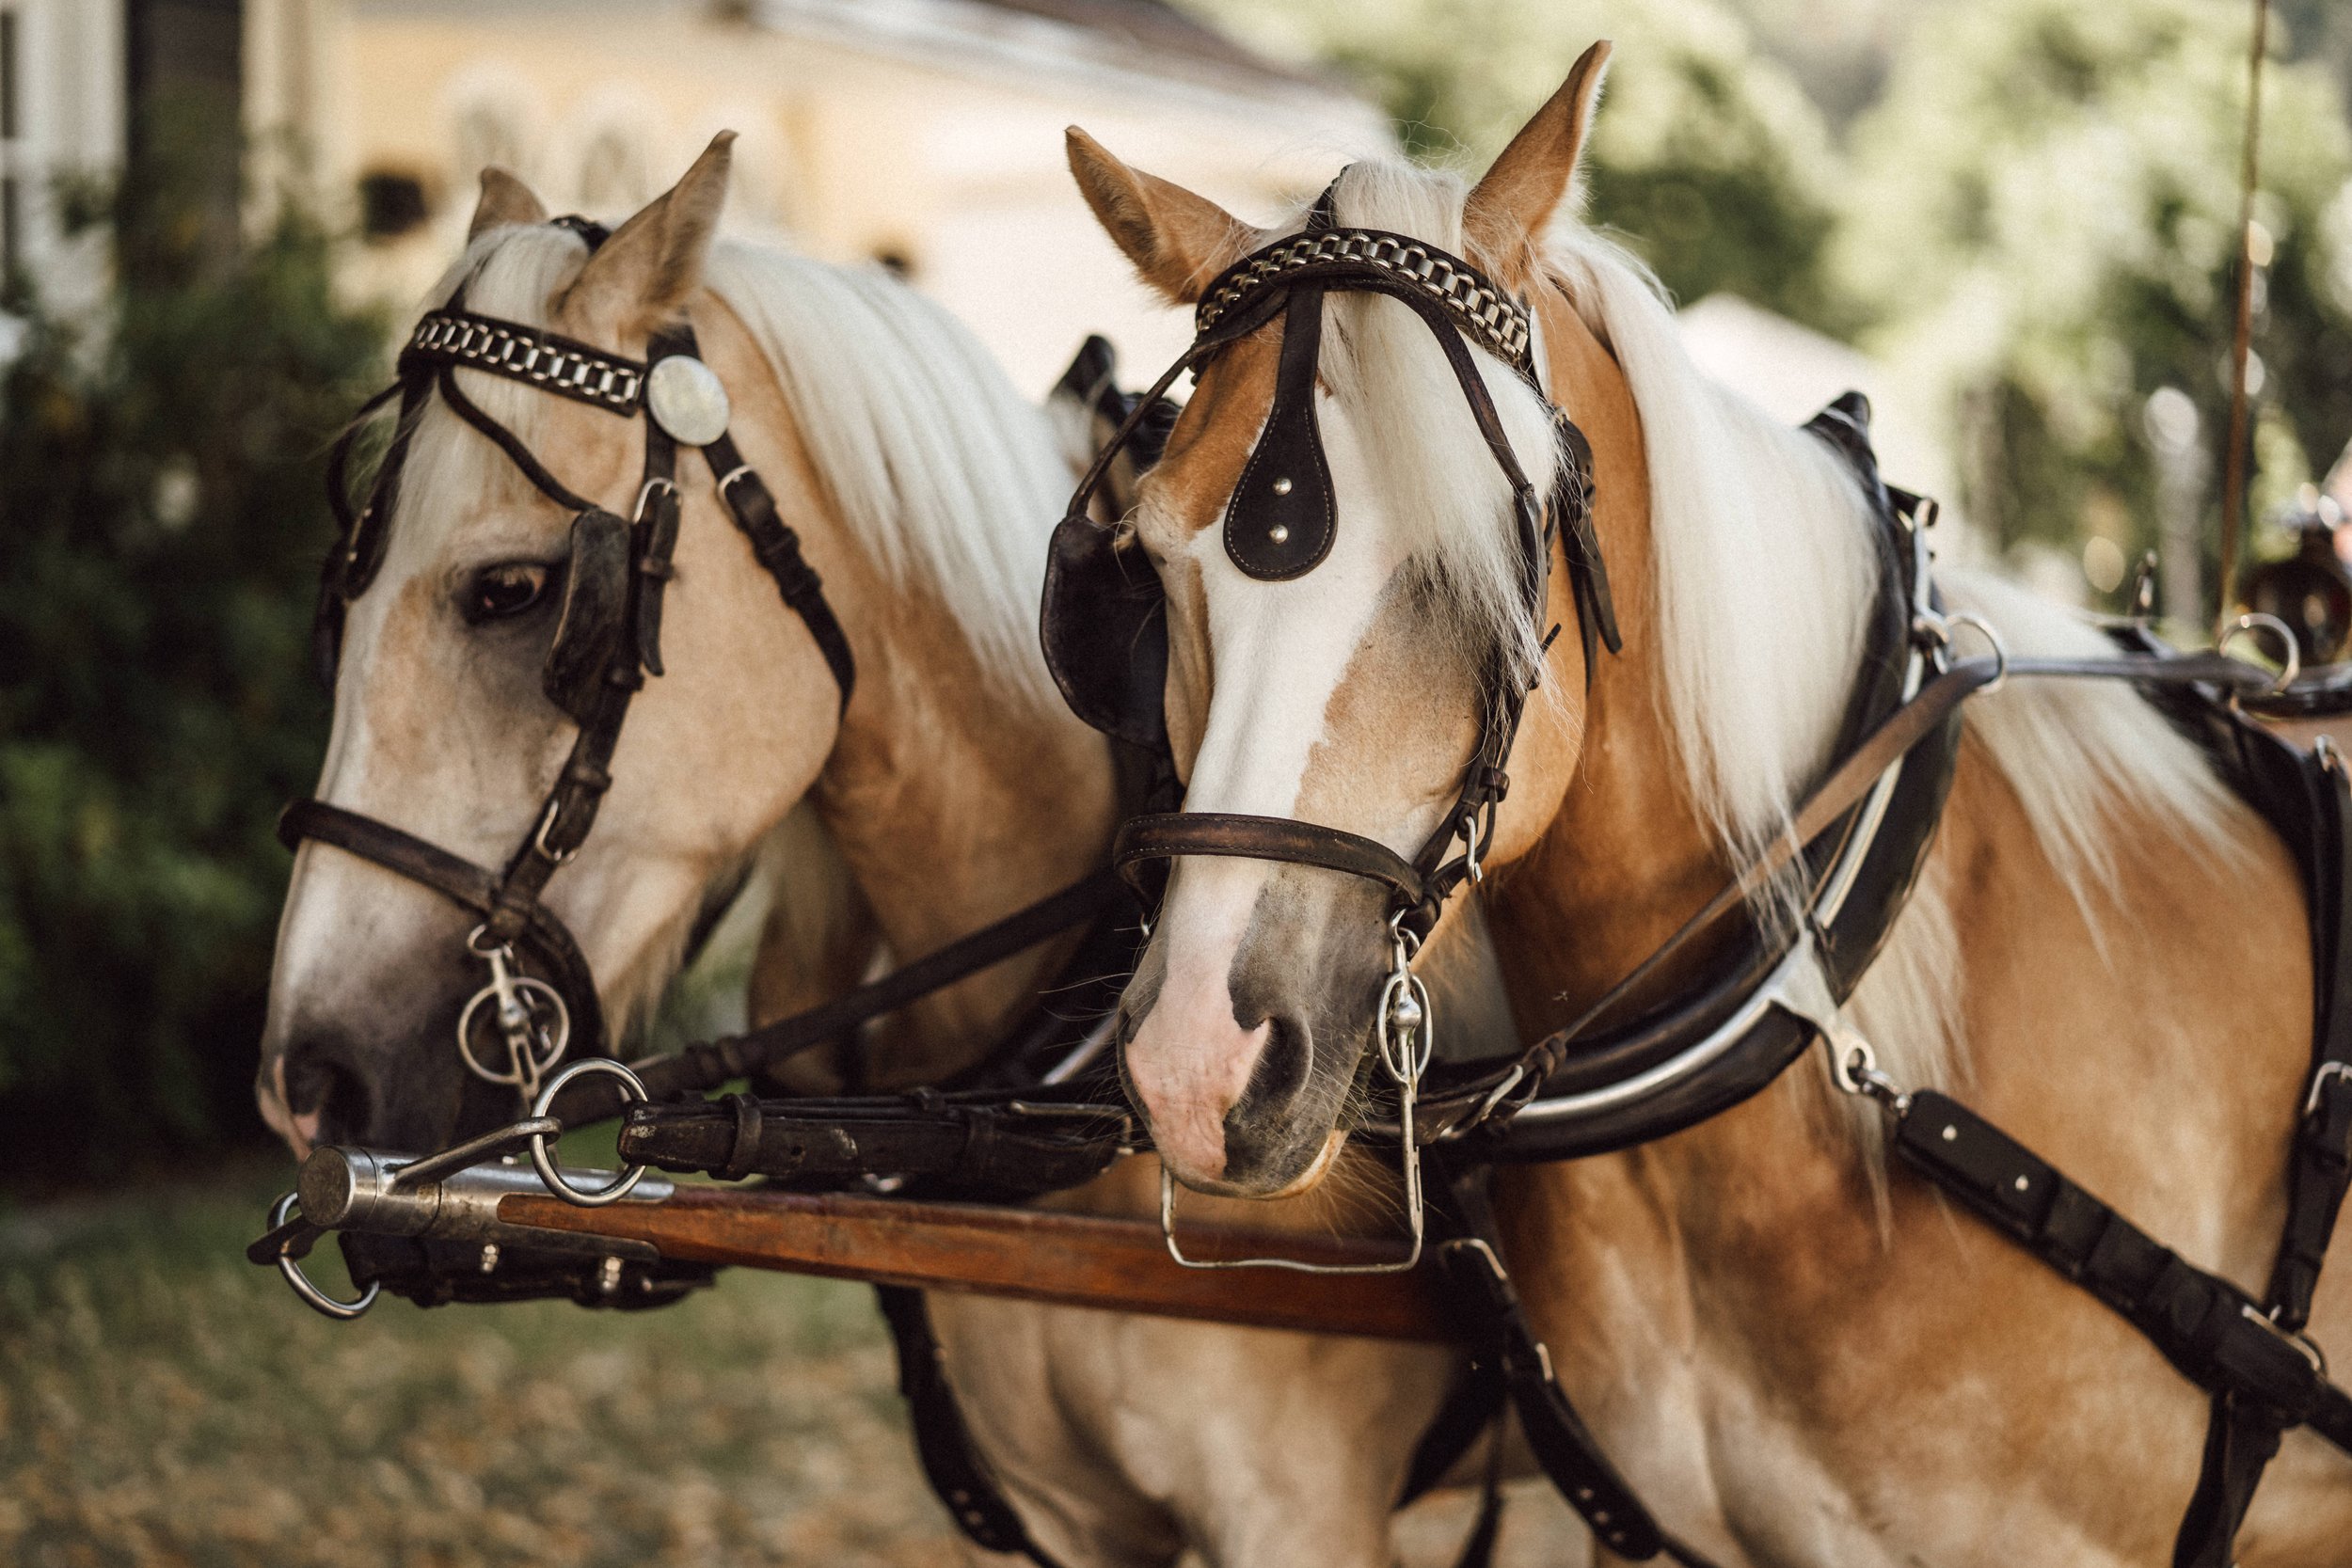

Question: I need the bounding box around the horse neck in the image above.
[811,574,1120,1076]
[1484,283,1733,1028]
[680,292,1118,1084]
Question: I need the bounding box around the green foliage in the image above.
[0,167,386,1177]
[1186,0,1857,333]
[1835,0,2352,571]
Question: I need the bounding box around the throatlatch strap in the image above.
[701,427,857,713]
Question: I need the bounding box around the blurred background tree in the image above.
[1190,0,2352,614]
[1186,0,1860,333]
[0,99,386,1180]
[1833,0,2352,598]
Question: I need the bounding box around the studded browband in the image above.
[1194,227,1536,375]
[403,309,648,414]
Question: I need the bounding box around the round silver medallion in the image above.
[644,354,731,446]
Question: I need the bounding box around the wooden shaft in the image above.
[498,1185,1455,1342]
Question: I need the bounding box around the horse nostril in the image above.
[280,1037,371,1146]
[1241,1014,1311,1108]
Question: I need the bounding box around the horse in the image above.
[254,137,1489,1567]
[1062,42,2352,1564]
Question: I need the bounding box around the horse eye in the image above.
[465,562,553,623]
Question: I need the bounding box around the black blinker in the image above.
[543,508,635,722]
[1224,283,1337,581]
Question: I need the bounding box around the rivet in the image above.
[1271,477,1293,496]
[2014,1176,2029,1192]
[1268,524,1291,545]
[1941,1124,1959,1142]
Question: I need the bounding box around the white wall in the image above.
[2,0,124,329]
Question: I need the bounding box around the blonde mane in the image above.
[1290,158,2249,1100]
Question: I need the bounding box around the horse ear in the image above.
[1465,41,1612,271]
[469,167,548,240]
[1066,127,1248,306]
[564,132,735,333]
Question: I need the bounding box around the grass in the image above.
[0,1160,1583,1567]
[0,1158,959,1568]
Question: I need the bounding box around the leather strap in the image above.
[873,1285,1070,1568]
[1890,1088,2351,1452]
[701,425,857,712]
[276,798,610,1058]
[545,870,1128,1126]
[1112,812,1429,910]
[1433,1163,1726,1568]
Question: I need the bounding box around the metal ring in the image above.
[269,1193,379,1320]
[455,976,569,1087]
[1944,611,2010,695]
[2221,611,2300,694]
[527,1058,650,1206]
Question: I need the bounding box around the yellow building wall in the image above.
[247,0,1389,395]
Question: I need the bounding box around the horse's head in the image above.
[1066,49,1623,1195]
[259,137,853,1154]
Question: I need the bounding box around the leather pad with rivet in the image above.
[1224,283,1336,580]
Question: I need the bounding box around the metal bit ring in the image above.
[268,1192,379,1320]
[527,1058,651,1207]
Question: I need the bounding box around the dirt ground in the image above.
[1,1160,1583,1567]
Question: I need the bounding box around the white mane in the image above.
[702,242,1072,709]
[1303,159,2250,1106]
[409,224,1070,712]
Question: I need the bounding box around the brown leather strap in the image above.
[277,798,610,1057]
[1113,811,1428,910]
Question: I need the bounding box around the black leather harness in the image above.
[1033,184,2351,1563]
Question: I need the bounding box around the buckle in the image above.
[2307,1059,2351,1118]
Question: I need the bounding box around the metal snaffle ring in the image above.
[2221,611,2300,694]
[268,1192,379,1320]
[1943,611,2010,695]
[527,1058,650,1207]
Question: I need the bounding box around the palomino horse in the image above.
[1067,44,2351,1564]
[257,139,1486,1566]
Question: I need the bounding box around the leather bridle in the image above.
[287,216,854,1107]
[1042,178,1620,982]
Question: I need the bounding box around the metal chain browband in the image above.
[1194,226,1535,372]
[404,309,648,413]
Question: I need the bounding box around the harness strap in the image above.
[1112,813,1428,910]
[873,1285,1071,1568]
[1887,1088,2352,1454]
[700,425,857,712]
[542,869,1127,1126]
[1433,1163,1727,1568]
[2173,728,2352,1566]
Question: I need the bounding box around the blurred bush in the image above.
[0,145,386,1181]
[1187,0,1859,334]
[1189,0,2352,604]
[1836,0,2352,566]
